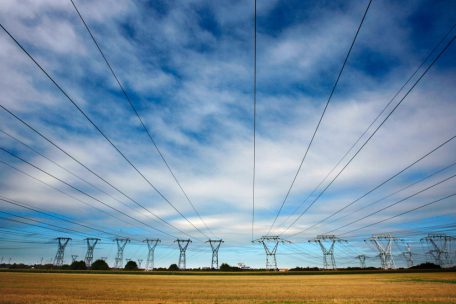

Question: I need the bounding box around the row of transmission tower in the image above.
[252,233,455,270]
[46,233,456,270]
[51,237,225,270]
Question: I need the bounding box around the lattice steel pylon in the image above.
[253,236,290,270]
[367,233,398,269]
[53,237,71,266]
[401,243,414,268]
[71,255,78,263]
[175,239,191,270]
[309,235,346,270]
[137,259,143,269]
[85,238,100,267]
[114,238,130,269]
[206,239,224,269]
[144,239,160,271]
[421,233,455,267]
[356,254,367,268]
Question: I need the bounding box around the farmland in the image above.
[1,271,455,303]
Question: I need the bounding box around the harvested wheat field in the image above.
[0,272,455,303]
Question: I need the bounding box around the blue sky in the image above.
[0,0,455,269]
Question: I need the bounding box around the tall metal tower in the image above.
[253,236,290,270]
[206,239,224,269]
[137,259,143,269]
[309,235,346,270]
[53,237,71,266]
[356,254,367,268]
[367,233,398,269]
[421,233,455,267]
[144,239,160,271]
[114,238,130,269]
[85,238,100,267]
[175,239,192,269]
[71,255,78,263]
[401,243,414,268]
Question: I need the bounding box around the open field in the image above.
[1,271,456,303]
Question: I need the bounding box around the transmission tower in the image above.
[137,259,143,269]
[309,235,346,270]
[85,238,100,267]
[71,255,78,263]
[175,239,191,270]
[401,243,414,268]
[144,239,160,271]
[206,239,224,269]
[53,237,71,266]
[356,254,367,268]
[114,238,130,269]
[367,233,398,269]
[253,236,290,270]
[421,233,455,267]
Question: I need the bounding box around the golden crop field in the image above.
[1,271,455,303]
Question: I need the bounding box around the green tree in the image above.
[70,260,87,270]
[91,259,110,270]
[168,263,179,271]
[124,261,138,270]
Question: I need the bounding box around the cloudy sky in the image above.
[0,0,455,269]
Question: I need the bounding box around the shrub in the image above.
[219,263,241,271]
[124,261,138,270]
[91,259,110,270]
[409,262,441,269]
[168,264,179,271]
[70,260,87,270]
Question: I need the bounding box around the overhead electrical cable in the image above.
[0,104,195,240]
[291,135,456,235]
[326,172,456,234]
[275,21,456,231]
[0,146,185,239]
[0,210,91,237]
[0,159,150,232]
[278,32,456,236]
[267,0,373,235]
[0,22,209,239]
[325,159,456,227]
[0,129,143,212]
[69,0,214,238]
[251,0,257,241]
[0,196,134,240]
[339,192,456,236]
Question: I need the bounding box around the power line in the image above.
[252,0,257,241]
[291,135,456,235]
[0,146,182,239]
[0,22,209,239]
[267,0,373,235]
[326,172,456,234]
[340,192,456,236]
[0,104,200,241]
[0,196,134,240]
[69,0,213,238]
[0,128,145,214]
[0,159,150,232]
[0,210,90,238]
[278,32,456,236]
[275,21,456,232]
[325,160,456,227]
